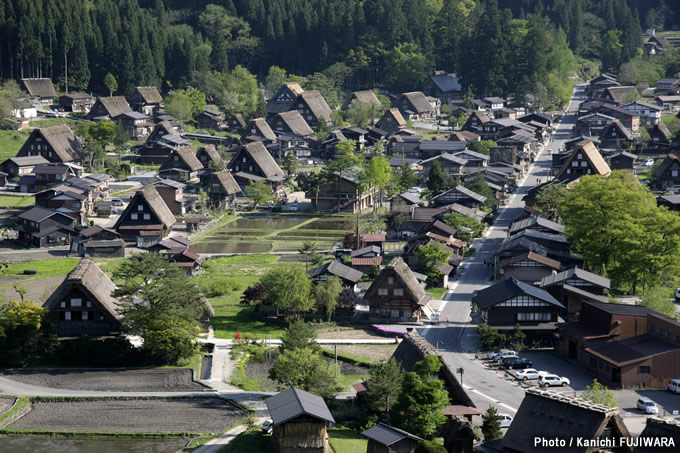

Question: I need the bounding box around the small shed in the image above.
[362,423,423,453]
[265,387,336,453]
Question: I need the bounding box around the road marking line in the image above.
[420,326,431,337]
[499,403,517,413]
[463,386,518,412]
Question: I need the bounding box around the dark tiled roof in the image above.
[540,268,610,290]
[362,423,423,446]
[308,260,363,283]
[499,251,560,270]
[265,387,335,425]
[586,334,678,366]
[19,206,63,223]
[473,278,564,310]
[351,246,381,257]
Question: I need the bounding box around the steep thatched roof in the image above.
[365,258,431,306]
[43,259,121,321]
[299,90,332,121]
[271,111,314,136]
[555,140,611,179]
[196,145,221,166]
[22,78,57,98]
[401,92,434,113]
[18,124,82,163]
[503,388,631,453]
[241,142,284,178]
[115,185,175,230]
[96,96,132,117]
[210,171,241,195]
[343,90,382,110]
[248,118,277,141]
[133,86,163,104]
[160,146,203,172]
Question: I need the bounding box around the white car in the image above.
[515,368,549,381]
[538,374,570,387]
[637,397,659,414]
[487,349,517,361]
[644,159,655,167]
[262,419,273,434]
[498,413,513,428]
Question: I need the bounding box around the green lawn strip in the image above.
[328,427,368,453]
[218,429,271,453]
[109,187,138,197]
[336,374,365,391]
[0,195,35,208]
[92,257,127,278]
[320,349,374,368]
[429,287,449,300]
[229,352,261,391]
[0,130,30,162]
[159,351,204,379]
[0,396,28,425]
[0,258,80,288]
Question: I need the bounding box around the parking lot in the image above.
[479,349,680,435]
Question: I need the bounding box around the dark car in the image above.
[503,357,533,370]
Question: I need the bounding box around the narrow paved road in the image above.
[420,85,586,414]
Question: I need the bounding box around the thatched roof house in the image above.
[43,259,122,337]
[16,124,83,164]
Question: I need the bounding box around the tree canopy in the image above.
[559,171,680,293]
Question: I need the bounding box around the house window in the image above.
[577,154,582,159]
[638,366,651,374]
[673,170,678,177]
[378,288,388,296]
[60,301,66,308]
[242,157,247,163]
[391,309,400,318]
[82,311,88,320]
[137,204,144,211]
[37,144,42,150]
[572,161,578,167]
[87,301,92,308]
[65,311,71,320]
[143,213,150,220]
[249,166,253,172]
[393,288,404,296]
[388,277,394,284]
[235,166,240,171]
[71,298,82,307]
[131,213,138,220]
[251,129,256,134]
[581,161,587,167]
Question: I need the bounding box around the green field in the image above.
[196,255,306,339]
[0,129,30,162]
[0,258,79,281]
[0,195,34,208]
[218,429,271,452]
[329,428,368,453]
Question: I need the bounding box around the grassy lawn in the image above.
[429,286,449,300]
[329,428,368,453]
[196,255,305,339]
[0,258,79,280]
[0,129,30,162]
[218,429,272,452]
[336,374,365,391]
[0,195,34,208]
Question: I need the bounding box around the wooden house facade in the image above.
[113,185,176,246]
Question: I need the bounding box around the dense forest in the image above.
[0,0,679,107]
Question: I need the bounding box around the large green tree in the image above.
[442,212,483,242]
[414,242,451,284]
[312,277,343,321]
[366,357,403,417]
[0,299,57,367]
[260,267,313,316]
[560,171,680,293]
[384,42,431,92]
[391,355,449,440]
[112,254,206,364]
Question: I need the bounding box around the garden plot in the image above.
[9,397,244,433]
[1,369,207,392]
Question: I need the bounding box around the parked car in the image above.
[538,374,570,387]
[515,368,548,381]
[111,198,125,206]
[502,357,533,370]
[498,413,513,428]
[668,379,680,394]
[262,420,273,434]
[487,349,517,361]
[644,159,655,167]
[667,186,680,192]
[637,397,659,414]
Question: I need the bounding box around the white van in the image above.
[668,379,680,393]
